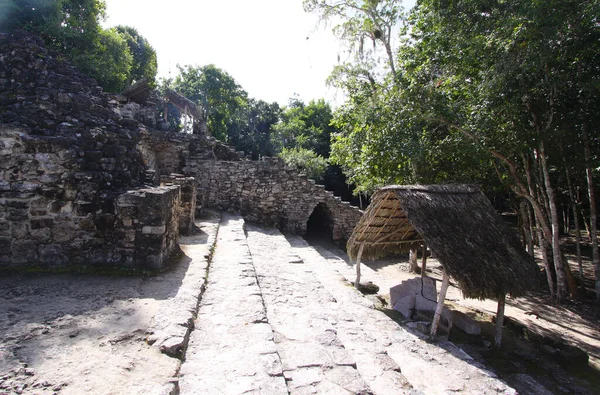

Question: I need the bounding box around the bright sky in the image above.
[103,0,415,107]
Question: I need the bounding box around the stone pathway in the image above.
[178,214,287,394]
[286,236,515,394]
[180,214,517,394]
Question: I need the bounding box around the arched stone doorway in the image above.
[305,203,334,241]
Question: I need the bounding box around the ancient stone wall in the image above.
[0,29,362,272]
[160,174,197,236]
[115,186,181,269]
[0,31,182,270]
[187,158,363,242]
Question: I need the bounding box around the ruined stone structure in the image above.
[0,30,362,271]
[0,31,185,269]
[185,158,362,241]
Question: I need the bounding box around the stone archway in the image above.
[305,203,335,241]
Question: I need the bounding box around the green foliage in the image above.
[173,64,248,141]
[115,25,158,87]
[272,98,336,157]
[316,0,600,197]
[279,147,329,183]
[75,27,132,93]
[171,65,281,157]
[228,99,281,159]
[4,0,160,93]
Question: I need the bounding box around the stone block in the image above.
[11,239,38,263]
[142,225,166,235]
[390,277,437,307]
[39,243,68,266]
[393,294,416,318]
[31,217,54,229]
[451,310,481,335]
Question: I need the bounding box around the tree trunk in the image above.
[520,201,534,256]
[582,120,600,301]
[430,271,450,339]
[538,226,556,298]
[539,142,568,302]
[409,248,419,273]
[494,293,506,347]
[421,244,428,278]
[563,158,584,279]
[582,209,593,243]
[526,201,537,250]
[354,243,364,288]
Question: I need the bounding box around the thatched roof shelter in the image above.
[347,184,539,300]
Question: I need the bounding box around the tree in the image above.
[75,27,132,93]
[272,98,336,157]
[115,25,158,87]
[304,0,404,76]
[279,147,329,183]
[315,0,600,302]
[172,64,248,141]
[227,99,280,159]
[3,0,161,94]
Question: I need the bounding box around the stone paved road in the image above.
[179,214,288,394]
[181,214,517,395]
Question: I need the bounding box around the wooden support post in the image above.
[409,248,418,273]
[355,242,364,288]
[494,293,506,347]
[421,244,427,277]
[430,271,450,339]
[183,105,189,133]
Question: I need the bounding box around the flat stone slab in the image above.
[178,214,287,394]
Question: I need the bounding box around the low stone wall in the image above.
[189,158,363,242]
[115,186,181,269]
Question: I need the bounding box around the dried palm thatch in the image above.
[348,184,539,300]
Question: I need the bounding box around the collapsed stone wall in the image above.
[186,157,363,242]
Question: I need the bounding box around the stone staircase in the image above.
[177,213,517,394]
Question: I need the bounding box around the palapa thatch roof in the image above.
[347,184,539,299]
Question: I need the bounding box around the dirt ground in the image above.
[361,239,600,394]
[0,218,219,395]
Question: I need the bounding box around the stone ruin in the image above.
[0,30,362,272]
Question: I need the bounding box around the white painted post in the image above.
[430,271,450,339]
[421,244,428,277]
[494,293,506,347]
[354,242,364,288]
